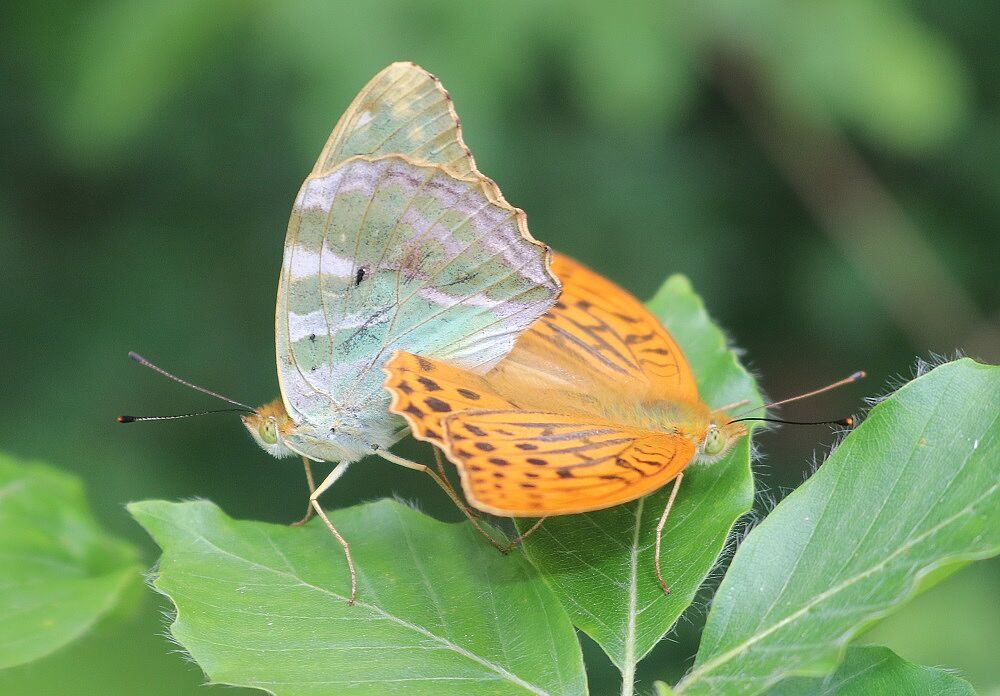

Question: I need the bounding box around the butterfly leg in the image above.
[376,448,510,554]
[431,446,482,522]
[654,473,685,595]
[309,462,357,605]
[503,517,547,553]
[290,456,317,527]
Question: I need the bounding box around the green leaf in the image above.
[516,275,761,683]
[662,647,975,694]
[765,645,976,695]
[861,559,1000,690]
[0,454,141,669]
[677,359,1000,695]
[129,498,587,696]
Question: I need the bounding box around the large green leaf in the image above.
[0,454,140,669]
[656,645,975,695]
[677,359,1000,695]
[129,498,587,696]
[516,275,761,688]
[765,645,976,695]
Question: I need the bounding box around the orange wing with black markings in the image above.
[383,350,517,445]
[383,253,718,519]
[504,253,699,403]
[443,410,696,516]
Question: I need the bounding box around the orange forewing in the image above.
[504,253,699,402]
[443,410,695,516]
[384,253,711,518]
[384,350,516,445]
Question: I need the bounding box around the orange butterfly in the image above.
[383,253,749,590]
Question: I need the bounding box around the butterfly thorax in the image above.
[615,398,710,440]
[242,397,402,463]
[600,398,745,462]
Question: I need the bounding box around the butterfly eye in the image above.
[703,426,724,456]
[259,420,278,445]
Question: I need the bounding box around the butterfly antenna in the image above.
[126,351,257,411]
[118,408,254,423]
[727,415,855,427]
[731,370,865,419]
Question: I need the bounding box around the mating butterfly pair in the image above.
[126,63,840,604]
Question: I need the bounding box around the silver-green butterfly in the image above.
[238,63,560,600]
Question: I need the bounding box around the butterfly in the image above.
[242,61,558,458]
[124,63,560,604]
[383,252,749,591]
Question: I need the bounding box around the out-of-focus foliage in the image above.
[659,646,977,695]
[33,1,972,162]
[0,454,140,669]
[764,646,977,696]
[1,1,997,694]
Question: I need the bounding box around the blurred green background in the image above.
[1,1,997,694]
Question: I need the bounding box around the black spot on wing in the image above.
[424,396,452,413]
[418,376,441,392]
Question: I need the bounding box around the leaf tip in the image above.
[649,273,694,306]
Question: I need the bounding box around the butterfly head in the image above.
[697,416,747,463]
[242,398,297,458]
[244,399,398,463]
